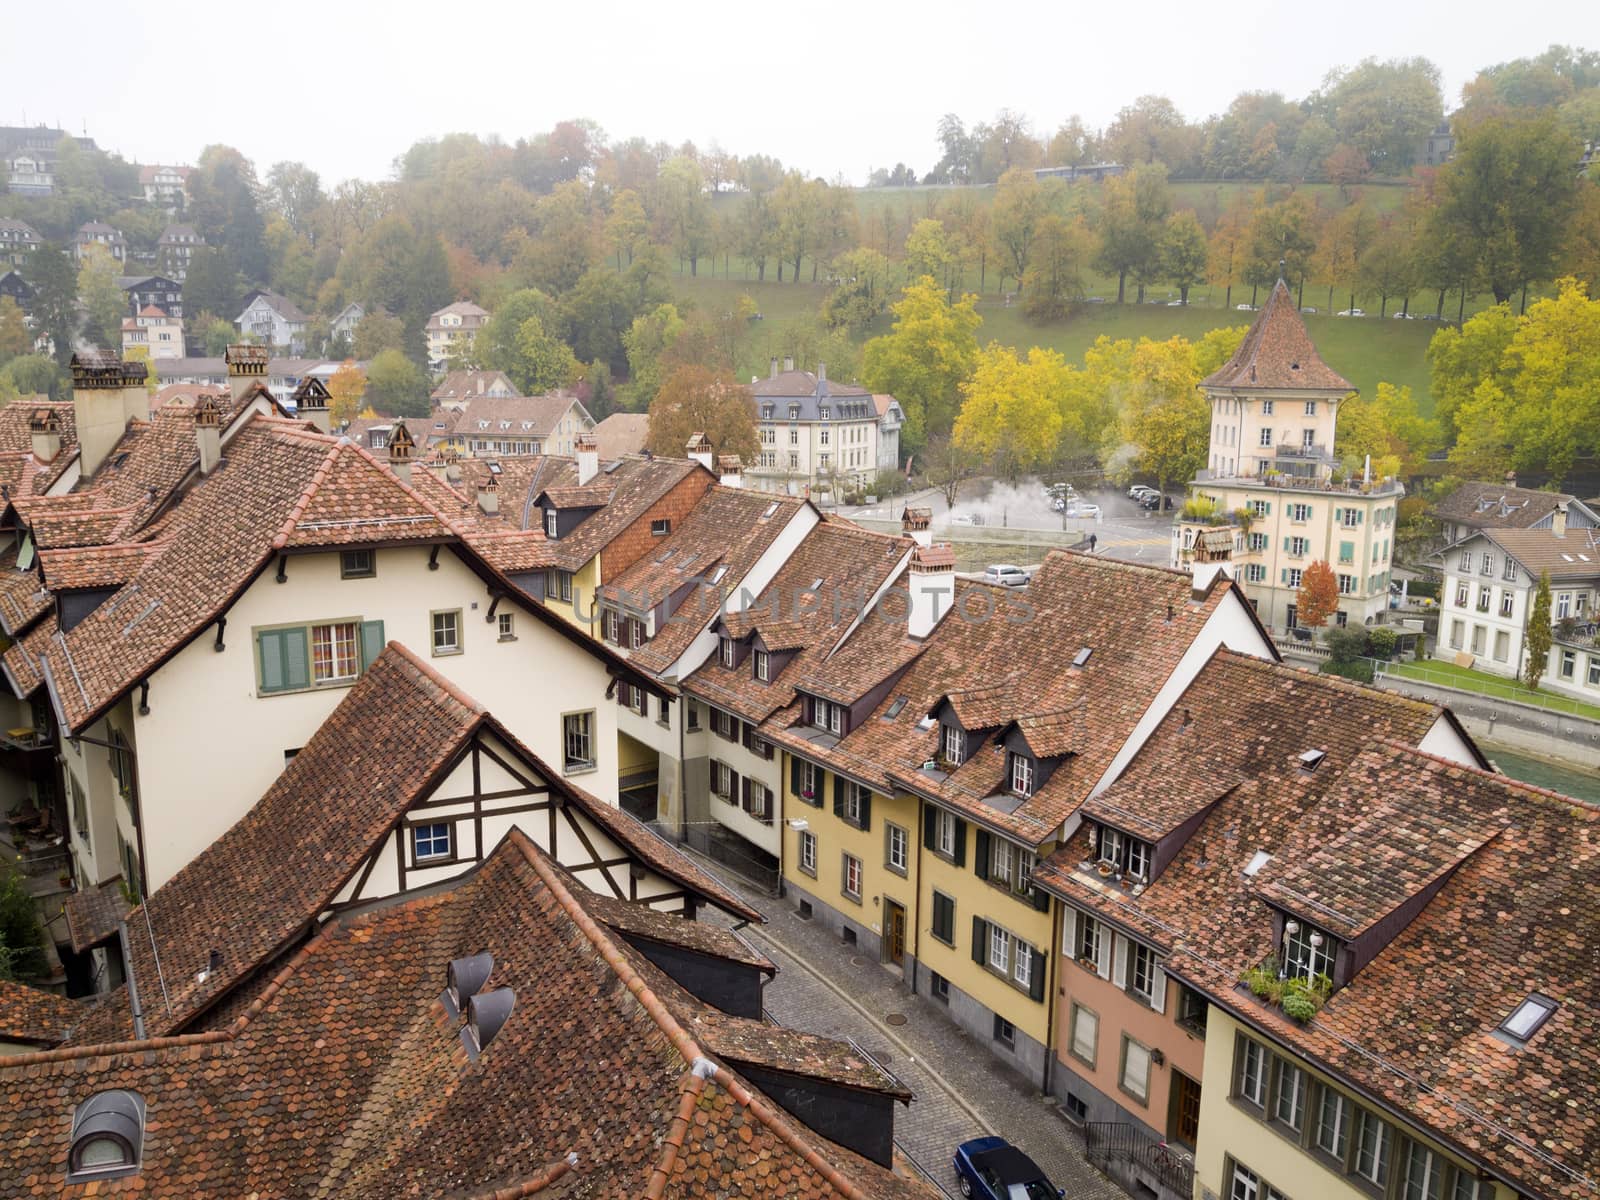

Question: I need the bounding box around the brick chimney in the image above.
[478,472,499,516]
[907,542,955,639]
[70,348,148,477]
[28,408,62,462]
[575,430,599,486]
[901,505,932,548]
[1554,501,1568,538]
[292,376,331,434]
[685,432,714,471]
[388,421,416,484]
[225,344,269,405]
[194,394,222,475]
[716,454,743,488]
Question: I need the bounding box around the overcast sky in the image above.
[9,0,1588,187]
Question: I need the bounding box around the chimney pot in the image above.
[388,421,416,484]
[28,408,62,463]
[575,431,599,486]
[478,474,500,516]
[817,362,826,383]
[907,542,955,638]
[194,395,222,475]
[685,431,714,471]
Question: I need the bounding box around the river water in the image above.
[1481,745,1600,803]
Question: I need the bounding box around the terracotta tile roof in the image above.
[1481,528,1600,580]
[38,539,169,590]
[1200,279,1353,392]
[687,521,912,725]
[430,368,517,403]
[1431,481,1583,530]
[771,553,1244,845]
[453,391,589,440]
[1166,745,1600,1200]
[692,1010,912,1101]
[63,875,132,953]
[0,980,79,1046]
[425,298,490,329]
[573,887,776,972]
[609,488,810,676]
[0,542,51,636]
[0,398,78,497]
[1,832,935,1200]
[109,643,759,1040]
[593,411,650,458]
[540,480,617,508]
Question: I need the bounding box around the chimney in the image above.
[1190,558,1236,600]
[292,376,331,434]
[817,362,826,383]
[685,431,714,471]
[575,431,599,486]
[428,455,450,482]
[783,355,794,373]
[1553,501,1568,538]
[194,394,222,475]
[717,454,743,488]
[477,374,487,394]
[224,343,268,405]
[70,348,146,477]
[445,453,463,484]
[478,472,499,516]
[388,421,416,484]
[901,505,932,548]
[907,542,955,639]
[28,408,62,462]
[1505,470,1517,487]
[769,357,778,380]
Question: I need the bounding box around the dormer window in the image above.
[1282,918,1338,983]
[1008,751,1034,797]
[720,636,735,668]
[1094,825,1152,882]
[812,697,843,735]
[788,404,799,420]
[544,508,558,538]
[68,1090,146,1182]
[754,649,770,682]
[941,722,964,766]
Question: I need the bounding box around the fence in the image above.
[1084,1121,1194,1199]
[1375,659,1600,721]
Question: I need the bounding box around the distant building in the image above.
[74,221,126,265]
[447,391,595,457]
[122,305,185,359]
[329,301,366,344]
[155,355,366,405]
[592,411,650,460]
[1033,162,1124,182]
[431,368,517,408]
[0,216,40,268]
[1423,121,1456,167]
[873,393,905,473]
[1430,479,1600,545]
[117,274,183,319]
[235,290,309,353]
[0,124,95,196]
[156,223,203,280]
[748,358,885,498]
[425,300,489,371]
[0,270,32,312]
[139,162,191,207]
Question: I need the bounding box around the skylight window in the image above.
[1071,647,1093,668]
[711,565,729,584]
[1298,749,1327,772]
[486,461,503,474]
[810,577,824,591]
[656,548,677,564]
[762,502,779,518]
[885,696,909,719]
[1499,994,1558,1043]
[1243,850,1272,877]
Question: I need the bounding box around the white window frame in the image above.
[799,830,816,875]
[544,508,559,538]
[1120,1035,1152,1104]
[413,821,452,862]
[936,808,957,856]
[843,852,862,900]
[562,710,595,773]
[988,923,1012,973]
[941,722,964,765]
[431,608,462,656]
[1070,1003,1098,1066]
[886,823,908,872]
[754,648,770,682]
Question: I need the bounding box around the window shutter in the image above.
[1151,961,1168,1015]
[356,619,384,671]
[740,776,751,811]
[974,829,990,880]
[1061,907,1078,957]
[832,778,844,818]
[257,629,285,693]
[282,626,310,690]
[953,818,967,868]
[971,917,987,965]
[1357,510,1364,525]
[791,756,802,797]
[1032,878,1051,912]
[1282,537,1290,552]
[859,789,872,830]
[923,804,938,850]
[1096,926,1113,979]
[1339,541,1353,562]
[729,768,741,802]
[1030,948,1047,1002]
[1280,568,1288,585]
[741,722,753,751]
[1113,934,1129,989]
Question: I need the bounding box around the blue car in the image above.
[953,1137,1063,1200]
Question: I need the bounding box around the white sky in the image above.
[9,0,1589,187]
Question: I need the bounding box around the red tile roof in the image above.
[0,980,79,1047]
[63,875,132,953]
[1200,279,1354,392]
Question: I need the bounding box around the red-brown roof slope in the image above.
[1200,279,1353,392]
[0,980,80,1047]
[1431,481,1584,531]
[0,833,934,1200]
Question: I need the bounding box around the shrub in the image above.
[0,855,46,981]
[1324,626,1369,663]
[1367,627,1399,660]
[873,469,909,498]
[1321,658,1375,684]
[1180,495,1218,522]
[1280,990,1319,1022]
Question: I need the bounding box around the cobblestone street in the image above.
[694,861,1125,1200]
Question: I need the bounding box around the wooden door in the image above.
[884,900,906,967]
[1169,1069,1202,1147]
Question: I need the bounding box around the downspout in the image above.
[910,797,923,999]
[676,684,688,842]
[1042,889,1061,1096]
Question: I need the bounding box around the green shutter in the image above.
[257,629,286,693]
[1339,541,1354,563]
[260,627,311,693]
[1282,537,1291,552]
[923,804,938,850]
[971,916,987,965]
[974,829,990,880]
[1033,879,1051,912]
[282,626,310,690]
[359,620,385,672]
[1280,568,1288,584]
[831,776,844,818]
[790,756,802,797]
[953,818,967,868]
[1029,949,1047,1002]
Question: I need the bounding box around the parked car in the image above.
[1420,313,1445,321]
[1051,497,1067,513]
[1068,502,1101,518]
[1167,299,1186,306]
[954,1137,1062,1200]
[1392,311,1414,319]
[1300,306,1318,314]
[983,564,1030,588]
[1336,308,1365,317]
[1235,303,1256,311]
[1139,492,1164,510]
[1127,484,1158,500]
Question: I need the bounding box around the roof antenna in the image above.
[1277,257,1286,284]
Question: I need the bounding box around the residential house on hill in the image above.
[120,305,184,359]
[593,410,650,459]
[749,358,887,498]
[431,368,517,408]
[0,269,32,312]
[73,221,126,265]
[328,301,365,344]
[425,299,489,371]
[235,291,309,353]
[448,390,595,457]
[116,274,183,319]
[1430,479,1599,545]
[155,223,202,280]
[138,163,191,208]
[0,216,39,268]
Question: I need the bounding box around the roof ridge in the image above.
[1371,738,1600,813]
[1210,646,1440,712]
[270,439,343,550]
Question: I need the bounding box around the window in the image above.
[1557,592,1572,618]
[310,621,359,683]
[70,774,89,849]
[1561,650,1576,679]
[1120,1036,1152,1104]
[1590,656,1600,687]
[798,831,816,876]
[1493,630,1510,662]
[1341,507,1360,529]
[1303,401,1317,416]
[562,711,594,773]
[1315,1086,1351,1159]
[1013,940,1033,989]
[1288,536,1310,557]
[498,612,515,640]
[1480,553,1494,576]
[1288,503,1311,522]
[413,822,452,862]
[745,781,772,823]
[931,891,955,943]
[1286,568,1302,589]
[1250,499,1270,518]
[1283,919,1337,982]
[1503,557,1518,581]
[686,701,700,731]
[1355,1110,1392,1186]
[886,823,908,873]
[1454,582,1468,607]
[842,853,862,901]
[1448,619,1464,650]
[993,1015,1016,1046]
[991,837,1015,885]
[1259,427,1273,447]
[1177,984,1208,1035]
[544,508,559,538]
[67,1090,146,1183]
[1128,941,1160,1006]
[812,697,843,735]
[711,707,737,740]
[711,760,734,799]
[1070,1003,1098,1066]
[1475,586,1490,612]
[720,637,736,668]
[1499,993,1558,1043]
[841,780,867,827]
[1302,428,1316,448]
[931,971,950,1003]
[1009,752,1034,797]
[1237,1038,1267,1107]
[936,808,958,856]
[1248,532,1268,551]
[1246,563,1267,583]
[1077,912,1103,970]
[1228,1162,1261,1200]
[820,428,830,445]
[1094,824,1152,882]
[1500,591,1514,617]
[754,649,770,682]
[554,570,573,602]
[1403,1143,1444,1200]
[940,722,964,765]
[1338,573,1356,595]
[431,609,462,656]
[988,922,1012,972]
[340,549,374,578]
[1273,1059,1307,1132]
[651,518,670,536]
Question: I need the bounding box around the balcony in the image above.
[1274,443,1333,462]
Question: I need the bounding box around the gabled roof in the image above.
[0,980,79,1047]
[430,368,517,402]
[237,290,309,324]
[451,391,590,440]
[1431,481,1588,530]
[1480,528,1600,580]
[1200,279,1353,393]
[2,832,934,1200]
[106,643,759,1041]
[592,411,650,458]
[751,368,871,399]
[426,299,490,329]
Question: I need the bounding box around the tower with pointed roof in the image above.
[1174,281,1404,634]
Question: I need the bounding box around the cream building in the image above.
[1175,280,1399,633]
[748,360,885,499]
[426,301,490,371]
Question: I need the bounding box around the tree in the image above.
[623,303,687,405]
[1101,95,1193,169]
[1207,196,1254,309]
[822,248,894,334]
[952,346,1068,477]
[658,155,714,276]
[605,189,649,267]
[1245,193,1318,305]
[25,244,77,367]
[1093,165,1170,303]
[990,169,1047,292]
[645,365,757,461]
[772,172,824,284]
[860,277,982,454]
[1132,386,1210,494]
[1334,382,1441,478]
[922,433,977,506]
[903,219,953,288]
[510,316,582,395]
[0,854,47,981]
[479,288,561,377]
[1431,111,1583,304]
[266,161,325,235]
[1159,210,1209,303]
[327,361,367,427]
[189,145,268,283]
[1358,224,1418,317]
[0,297,29,363]
[1022,213,1091,320]
[1315,57,1443,173]
[363,348,428,417]
[183,247,243,328]
[352,311,406,360]
[3,354,66,399]
[194,313,239,358]
[123,345,158,397]
[1524,571,1553,689]
[77,244,126,348]
[1322,144,1372,197]
[1296,561,1340,630]
[1312,202,1379,313]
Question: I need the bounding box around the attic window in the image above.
[1243,850,1272,877]
[1499,994,1558,1044]
[486,461,503,475]
[604,460,623,474]
[656,548,677,564]
[884,695,909,720]
[678,553,699,570]
[652,519,671,536]
[711,566,728,584]
[1298,748,1327,772]
[762,502,779,518]
[1071,647,1093,668]
[67,1090,146,1182]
